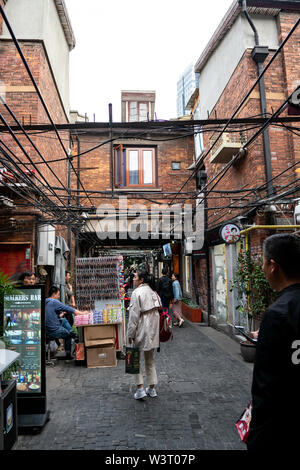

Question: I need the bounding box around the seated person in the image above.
[46,285,89,359]
[19,271,36,286]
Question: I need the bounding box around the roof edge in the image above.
[194,1,289,74]
[54,0,76,50]
[194,1,240,74]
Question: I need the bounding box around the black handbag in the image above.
[125,344,140,374]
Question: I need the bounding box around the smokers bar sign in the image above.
[4,289,42,394]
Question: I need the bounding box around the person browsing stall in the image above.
[46,286,89,360]
[127,270,160,400]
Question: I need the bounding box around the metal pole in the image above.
[109,103,114,198]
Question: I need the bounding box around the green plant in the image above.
[182,297,201,309]
[0,271,19,336]
[230,250,277,329]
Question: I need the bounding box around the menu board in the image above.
[3,288,42,394]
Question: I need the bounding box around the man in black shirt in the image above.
[247,234,300,450]
[157,267,173,313]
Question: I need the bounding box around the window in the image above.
[128,102,150,122]
[172,162,181,170]
[129,102,138,122]
[114,146,156,188]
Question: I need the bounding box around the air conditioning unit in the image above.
[37,224,55,266]
[210,129,247,164]
[294,200,300,224]
[184,236,195,255]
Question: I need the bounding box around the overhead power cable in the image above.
[169,94,300,235]
[0,165,50,214]
[167,13,300,207]
[209,174,300,227]
[0,100,75,210]
[0,4,95,209]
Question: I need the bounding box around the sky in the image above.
[64,0,234,122]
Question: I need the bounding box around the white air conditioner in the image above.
[210,129,247,164]
[184,236,195,255]
[37,224,55,266]
[294,201,300,224]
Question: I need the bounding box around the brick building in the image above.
[121,91,156,122]
[69,122,195,284]
[0,0,75,284]
[187,0,300,332]
[0,1,196,296]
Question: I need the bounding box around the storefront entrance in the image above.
[212,244,227,324]
[0,243,31,280]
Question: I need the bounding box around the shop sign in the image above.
[3,287,45,396]
[220,223,241,244]
[162,243,172,257]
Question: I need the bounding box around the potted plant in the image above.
[181,297,202,323]
[231,250,276,362]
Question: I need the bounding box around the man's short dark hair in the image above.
[65,270,71,276]
[263,234,300,278]
[48,285,60,297]
[172,273,179,280]
[162,267,168,275]
[19,271,35,281]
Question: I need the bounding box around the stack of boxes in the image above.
[84,325,117,368]
[75,256,124,367]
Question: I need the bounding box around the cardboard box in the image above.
[86,345,117,368]
[84,325,116,347]
[85,338,115,348]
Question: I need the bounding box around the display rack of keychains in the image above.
[75,256,123,310]
[75,256,126,353]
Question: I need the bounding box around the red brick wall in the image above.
[277,11,300,192]
[0,38,70,272]
[196,10,300,319]
[70,133,195,212]
[202,34,299,231]
[0,40,69,202]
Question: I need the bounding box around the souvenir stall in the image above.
[74,256,126,368]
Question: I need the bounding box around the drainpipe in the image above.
[76,133,81,259]
[67,130,72,268]
[241,0,274,200]
[76,133,81,209]
[198,170,211,326]
[109,103,114,198]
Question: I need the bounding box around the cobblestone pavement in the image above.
[14,321,253,451]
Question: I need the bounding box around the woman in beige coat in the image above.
[127,269,160,400]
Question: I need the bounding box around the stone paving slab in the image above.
[13,321,253,450]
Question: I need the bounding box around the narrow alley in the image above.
[14,321,252,451]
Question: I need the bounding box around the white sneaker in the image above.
[134,388,147,400]
[178,318,185,327]
[146,386,158,398]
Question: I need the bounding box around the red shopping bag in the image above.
[75,343,85,361]
[235,402,252,443]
